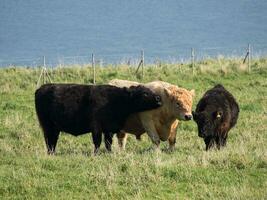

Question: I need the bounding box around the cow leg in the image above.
[143,124,161,151]
[204,137,216,151]
[104,132,113,152]
[92,130,102,154]
[221,133,228,147]
[204,137,210,151]
[40,119,60,155]
[216,135,228,149]
[216,137,222,149]
[168,136,176,152]
[36,110,60,154]
[139,115,161,151]
[168,120,178,151]
[117,131,127,150]
[136,134,142,141]
[221,136,227,147]
[45,130,60,155]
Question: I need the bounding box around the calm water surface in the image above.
[0,0,267,65]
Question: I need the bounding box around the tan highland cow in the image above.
[109,79,195,151]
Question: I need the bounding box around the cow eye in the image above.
[176,102,181,107]
[143,92,148,97]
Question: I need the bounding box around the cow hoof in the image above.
[168,146,175,152]
[47,150,56,155]
[93,148,100,155]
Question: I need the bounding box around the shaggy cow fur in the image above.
[193,84,239,150]
[109,80,195,151]
[35,83,162,154]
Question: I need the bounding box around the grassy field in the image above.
[0,58,266,199]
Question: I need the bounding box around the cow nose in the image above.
[185,114,192,121]
[198,132,204,138]
[155,95,161,102]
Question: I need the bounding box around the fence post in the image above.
[248,44,251,73]
[37,56,52,88]
[43,56,46,67]
[243,44,251,72]
[191,48,195,74]
[141,50,144,79]
[42,56,46,84]
[92,53,95,84]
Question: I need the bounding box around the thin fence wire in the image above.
[1,45,267,68]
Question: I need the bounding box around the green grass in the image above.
[0,58,266,199]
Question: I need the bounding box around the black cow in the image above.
[193,84,239,150]
[35,83,162,154]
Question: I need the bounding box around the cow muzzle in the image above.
[184,114,192,121]
[155,95,162,106]
[198,132,204,138]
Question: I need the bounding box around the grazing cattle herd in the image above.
[35,79,239,154]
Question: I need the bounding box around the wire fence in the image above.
[1,44,267,68]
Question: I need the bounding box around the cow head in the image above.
[164,86,195,121]
[192,108,224,138]
[128,85,162,111]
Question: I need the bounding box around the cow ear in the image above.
[123,86,130,92]
[190,89,195,97]
[129,86,135,90]
[124,87,133,97]
[131,85,143,91]
[129,85,140,93]
[216,111,223,119]
[164,88,171,98]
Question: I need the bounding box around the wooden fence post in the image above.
[42,56,45,84]
[248,44,251,73]
[36,56,52,88]
[141,50,144,79]
[43,56,46,67]
[243,44,251,72]
[191,48,195,74]
[92,53,95,84]
[135,50,145,79]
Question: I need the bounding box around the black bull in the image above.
[193,84,239,150]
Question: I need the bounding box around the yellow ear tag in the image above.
[216,113,221,118]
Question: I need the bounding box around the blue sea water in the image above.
[0,0,267,66]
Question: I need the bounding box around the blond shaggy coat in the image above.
[109,79,195,150]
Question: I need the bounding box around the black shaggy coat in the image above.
[193,84,239,150]
[35,84,161,154]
